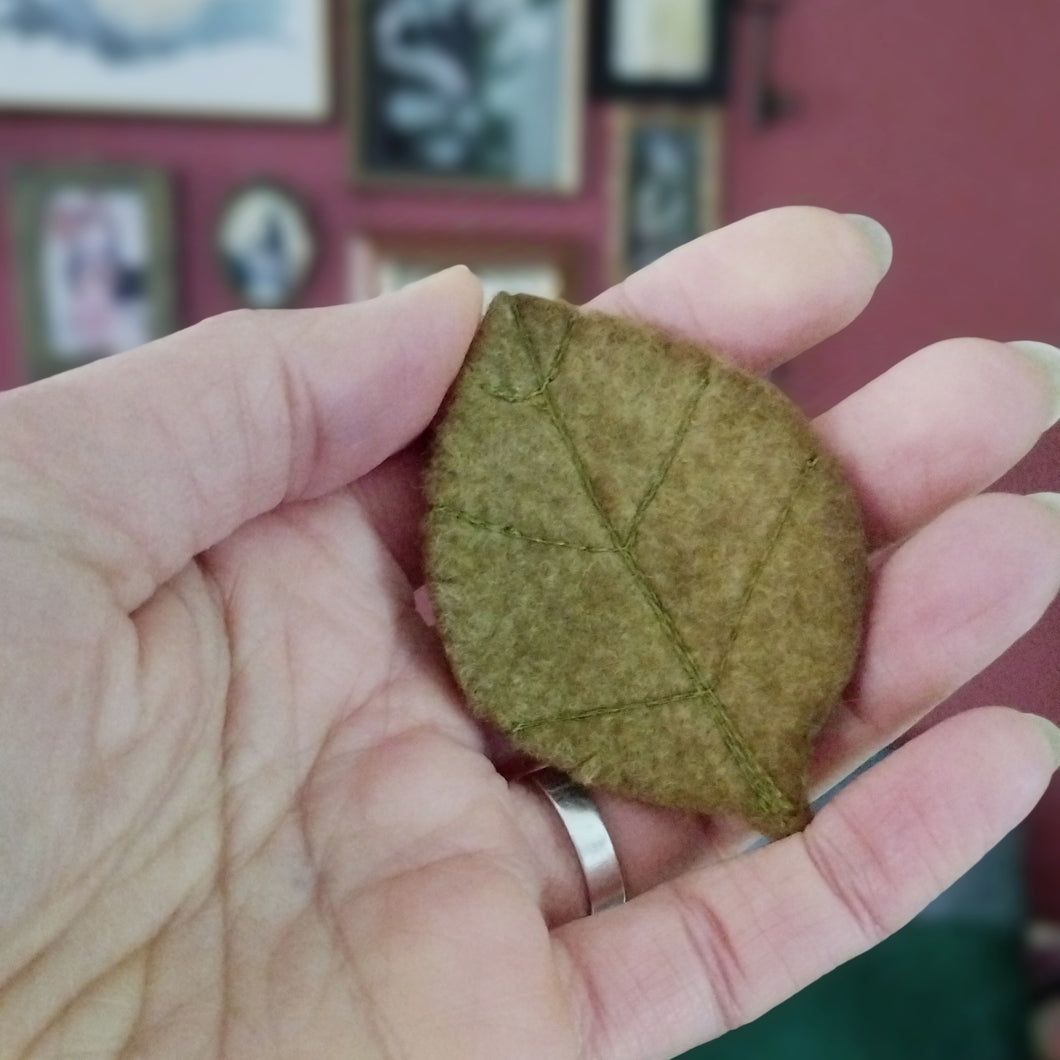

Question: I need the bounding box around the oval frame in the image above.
[214,178,319,310]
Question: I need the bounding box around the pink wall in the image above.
[719,0,1060,720]
[0,0,1057,897]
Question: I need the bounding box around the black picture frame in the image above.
[590,0,732,102]
[349,0,587,194]
[610,107,724,281]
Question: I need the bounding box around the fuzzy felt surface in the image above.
[425,294,868,838]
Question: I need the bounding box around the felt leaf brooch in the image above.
[426,294,867,838]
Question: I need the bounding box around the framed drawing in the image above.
[215,180,317,309]
[611,107,724,281]
[348,235,584,308]
[7,163,176,380]
[591,0,731,102]
[0,0,329,120]
[350,0,587,193]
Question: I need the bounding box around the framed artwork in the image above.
[0,0,329,120]
[215,180,318,309]
[348,235,584,308]
[591,0,731,102]
[611,107,724,281]
[350,0,587,193]
[7,163,176,380]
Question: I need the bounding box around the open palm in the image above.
[1,208,1058,1060]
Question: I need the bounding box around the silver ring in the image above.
[526,767,626,915]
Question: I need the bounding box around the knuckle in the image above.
[801,809,895,945]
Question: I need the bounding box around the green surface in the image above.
[679,923,1029,1060]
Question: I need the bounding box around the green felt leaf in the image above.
[425,294,868,837]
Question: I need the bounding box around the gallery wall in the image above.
[0,107,612,380]
[0,1,1057,865]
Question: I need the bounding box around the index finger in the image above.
[589,206,893,374]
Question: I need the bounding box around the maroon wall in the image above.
[718,0,1060,724]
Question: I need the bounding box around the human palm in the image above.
[2,209,1059,1060]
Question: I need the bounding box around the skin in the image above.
[0,206,1058,1059]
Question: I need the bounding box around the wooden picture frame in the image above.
[215,179,318,309]
[610,107,724,282]
[0,0,330,121]
[7,163,176,380]
[350,0,587,194]
[348,234,586,307]
[591,0,732,102]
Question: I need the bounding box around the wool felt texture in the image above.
[425,293,868,838]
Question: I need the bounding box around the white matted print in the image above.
[609,0,713,84]
[0,0,329,119]
[42,186,152,357]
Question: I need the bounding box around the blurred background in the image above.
[0,1,1057,1057]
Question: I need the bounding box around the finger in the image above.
[0,267,483,610]
[588,206,892,373]
[554,707,1059,1060]
[813,492,1060,789]
[513,492,1060,919]
[815,337,1059,546]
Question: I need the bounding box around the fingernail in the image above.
[1031,995,1060,1057]
[1034,714,1060,768]
[1008,342,1060,426]
[843,214,893,277]
[1029,492,1060,517]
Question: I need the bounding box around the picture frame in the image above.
[610,107,724,282]
[348,234,586,308]
[7,163,177,380]
[215,180,318,309]
[350,0,587,194]
[0,0,330,121]
[591,0,732,102]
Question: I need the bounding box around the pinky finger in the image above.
[553,707,1060,1060]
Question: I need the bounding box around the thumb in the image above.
[0,266,483,609]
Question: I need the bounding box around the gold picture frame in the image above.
[610,106,724,283]
[348,233,587,307]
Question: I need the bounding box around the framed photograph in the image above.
[351,0,587,193]
[215,180,317,309]
[7,163,176,380]
[0,0,329,120]
[591,0,731,101]
[611,108,724,281]
[348,234,584,308]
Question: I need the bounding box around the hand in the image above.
[1,207,1058,1060]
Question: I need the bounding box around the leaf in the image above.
[425,294,867,838]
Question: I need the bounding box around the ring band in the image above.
[526,767,626,915]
